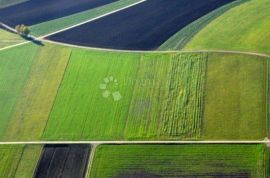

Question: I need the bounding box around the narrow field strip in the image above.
[3,45,72,141]
[40,0,146,39]
[30,0,145,37]
[0,44,40,139]
[0,145,42,178]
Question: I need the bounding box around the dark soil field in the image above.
[34,144,90,178]
[0,0,117,26]
[47,0,235,50]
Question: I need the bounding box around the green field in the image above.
[42,50,207,140]
[203,53,268,140]
[30,0,143,36]
[0,145,41,178]
[90,144,266,177]
[159,0,247,50]
[3,44,71,141]
[0,44,39,138]
[184,0,270,54]
[0,29,24,48]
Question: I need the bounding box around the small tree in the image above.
[15,24,30,36]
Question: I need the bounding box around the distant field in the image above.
[42,50,207,140]
[30,0,143,37]
[203,53,268,140]
[159,0,246,50]
[47,0,234,50]
[0,145,41,178]
[90,144,266,177]
[0,0,117,26]
[0,28,24,48]
[185,0,270,54]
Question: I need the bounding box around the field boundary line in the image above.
[39,0,147,39]
[0,140,270,145]
[84,144,97,178]
[41,39,270,58]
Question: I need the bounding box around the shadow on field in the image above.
[21,35,44,46]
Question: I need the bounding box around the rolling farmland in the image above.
[47,0,234,50]
[0,0,269,176]
[184,0,270,54]
[90,144,266,177]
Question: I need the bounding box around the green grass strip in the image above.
[159,0,248,50]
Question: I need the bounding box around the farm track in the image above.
[0,140,270,145]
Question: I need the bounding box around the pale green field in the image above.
[159,0,247,50]
[185,0,270,54]
[0,44,39,138]
[203,53,268,140]
[0,29,24,48]
[3,44,71,141]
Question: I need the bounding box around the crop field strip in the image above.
[3,44,72,141]
[0,144,42,178]
[90,144,266,177]
[46,0,235,50]
[0,0,29,8]
[0,27,24,48]
[0,0,118,27]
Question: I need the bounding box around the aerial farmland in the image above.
[0,0,269,177]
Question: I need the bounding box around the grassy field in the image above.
[159,0,247,50]
[3,44,71,141]
[42,49,141,140]
[30,0,142,36]
[0,145,41,178]
[184,0,270,54]
[42,50,207,140]
[0,29,24,48]
[0,44,39,138]
[90,144,266,177]
[203,53,268,140]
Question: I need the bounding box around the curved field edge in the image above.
[0,42,268,141]
[30,0,143,37]
[184,0,270,54]
[158,0,248,50]
[90,144,267,178]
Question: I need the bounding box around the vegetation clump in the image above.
[15,24,30,36]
